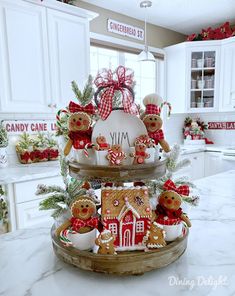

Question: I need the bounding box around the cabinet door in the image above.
[186,46,220,113]
[0,0,51,112]
[16,198,53,229]
[190,152,205,180]
[47,9,90,109]
[220,40,235,111]
[204,152,222,177]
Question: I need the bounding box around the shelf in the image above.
[191,88,214,91]
[191,67,215,71]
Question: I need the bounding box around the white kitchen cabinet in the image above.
[47,9,90,109]
[219,37,235,111]
[6,175,64,231]
[165,41,220,114]
[0,0,51,113]
[0,0,96,113]
[176,152,205,180]
[204,152,223,177]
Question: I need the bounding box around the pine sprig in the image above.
[71,80,82,101]
[71,75,94,106]
[39,194,66,210]
[36,184,66,196]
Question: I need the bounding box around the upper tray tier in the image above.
[69,159,167,182]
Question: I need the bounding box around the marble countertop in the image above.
[0,170,235,296]
[180,144,235,155]
[0,161,60,184]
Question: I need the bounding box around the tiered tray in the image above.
[69,159,167,182]
[51,225,188,275]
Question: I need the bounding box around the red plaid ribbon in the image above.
[148,129,164,145]
[94,66,138,120]
[156,217,181,225]
[163,179,190,196]
[68,101,96,115]
[70,217,98,232]
[145,104,161,115]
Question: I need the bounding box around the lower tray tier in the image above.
[51,225,188,275]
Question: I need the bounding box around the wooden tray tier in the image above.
[51,226,188,275]
[69,159,167,183]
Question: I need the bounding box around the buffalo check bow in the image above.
[68,101,96,115]
[163,179,190,196]
[94,65,139,120]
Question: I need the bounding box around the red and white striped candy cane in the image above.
[56,108,69,130]
[160,101,172,118]
[83,143,95,158]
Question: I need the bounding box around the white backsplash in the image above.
[164,112,235,147]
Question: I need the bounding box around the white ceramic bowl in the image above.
[162,223,183,242]
[67,228,96,250]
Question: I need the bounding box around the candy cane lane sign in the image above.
[208,122,235,130]
[107,19,144,41]
[3,120,57,134]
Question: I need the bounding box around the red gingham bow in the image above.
[71,217,98,232]
[68,101,96,115]
[163,179,190,196]
[94,66,139,120]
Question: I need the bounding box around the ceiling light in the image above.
[138,1,155,62]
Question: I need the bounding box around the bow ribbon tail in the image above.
[99,86,115,120]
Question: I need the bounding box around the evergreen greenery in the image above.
[37,156,86,218]
[147,144,199,206]
[71,75,94,106]
[0,122,8,148]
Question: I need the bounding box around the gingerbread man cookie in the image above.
[106,144,127,166]
[95,229,117,255]
[95,135,110,151]
[130,142,150,165]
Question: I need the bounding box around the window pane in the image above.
[90,46,157,106]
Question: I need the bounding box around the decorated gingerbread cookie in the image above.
[106,144,127,166]
[95,229,117,255]
[144,222,166,249]
[142,94,170,153]
[64,101,95,156]
[130,142,150,165]
[95,135,110,151]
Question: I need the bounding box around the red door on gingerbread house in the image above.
[120,210,136,248]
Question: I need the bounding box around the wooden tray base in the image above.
[51,226,188,275]
[69,159,167,183]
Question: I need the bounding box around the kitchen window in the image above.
[90,45,163,106]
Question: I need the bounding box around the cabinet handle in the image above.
[48,103,57,108]
[193,157,197,160]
